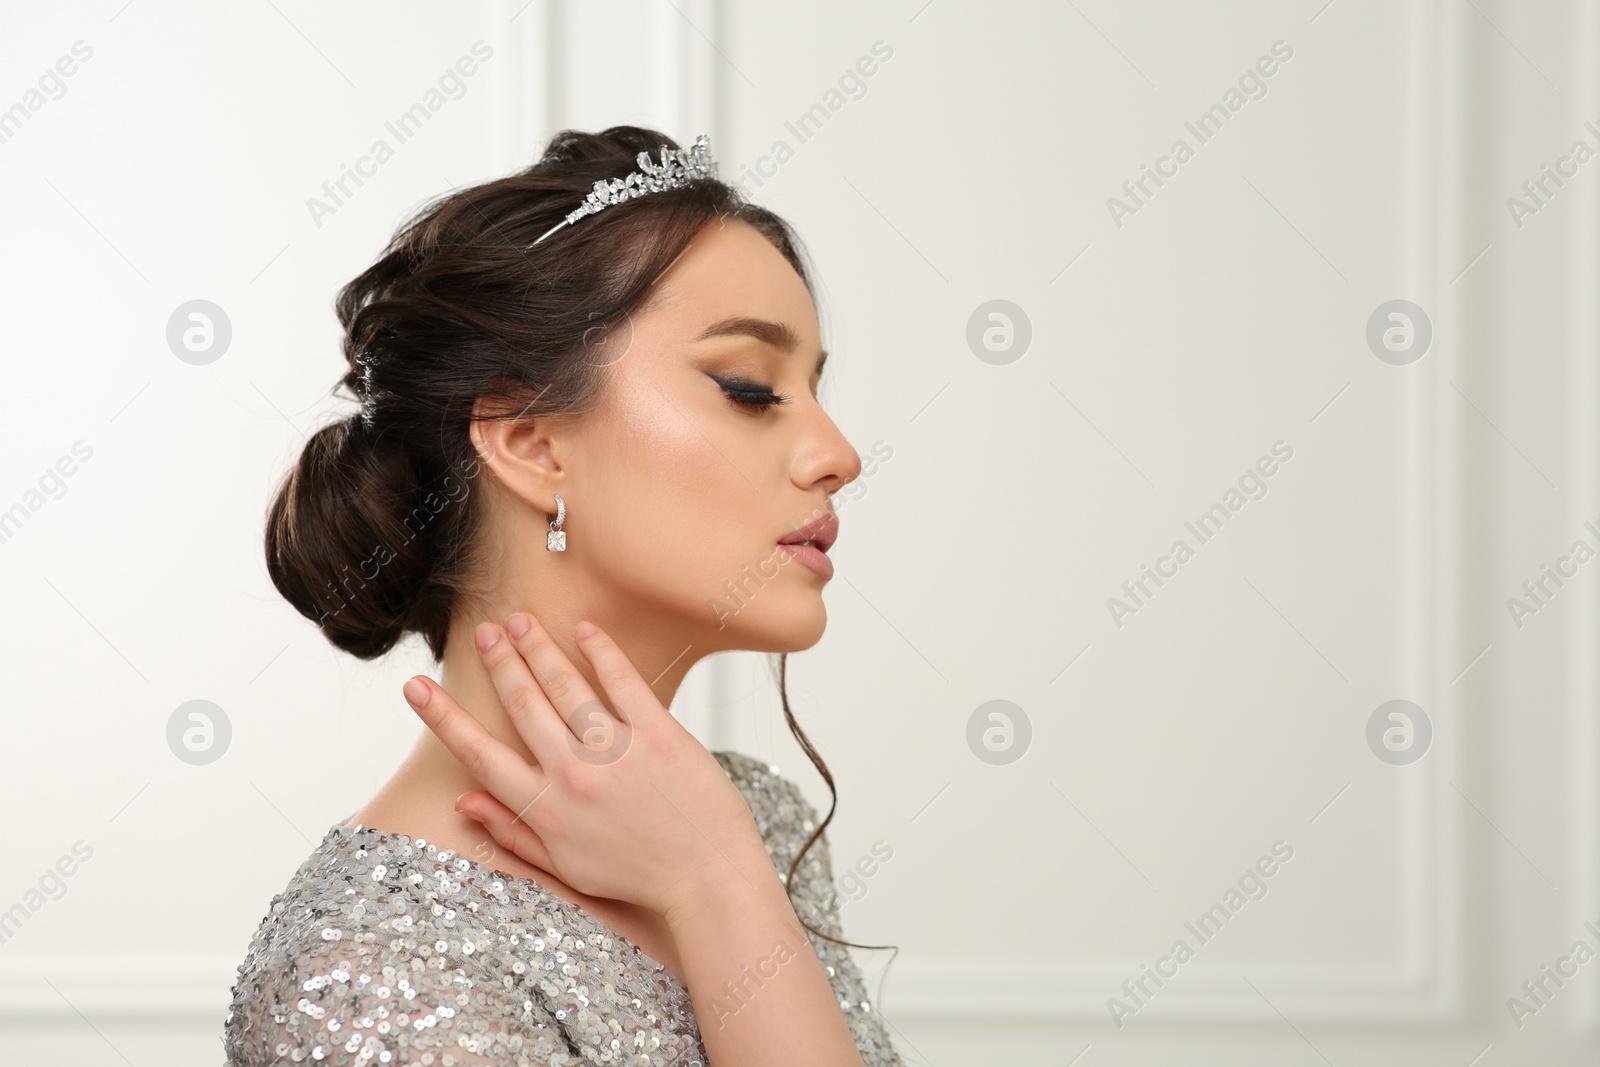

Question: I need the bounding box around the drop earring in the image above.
[546,494,566,552]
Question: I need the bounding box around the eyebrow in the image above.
[694,316,828,377]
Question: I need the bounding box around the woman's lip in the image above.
[778,512,839,553]
[778,541,834,580]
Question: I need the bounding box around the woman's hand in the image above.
[402,612,771,925]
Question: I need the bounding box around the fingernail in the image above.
[454,791,469,811]
[403,678,431,707]
[576,620,598,641]
[507,613,531,639]
[475,622,501,652]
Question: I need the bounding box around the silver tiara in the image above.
[530,133,719,246]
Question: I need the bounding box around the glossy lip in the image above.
[777,511,839,553]
[779,542,834,580]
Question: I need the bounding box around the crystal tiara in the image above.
[529,133,719,246]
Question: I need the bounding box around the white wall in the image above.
[1,0,1596,1062]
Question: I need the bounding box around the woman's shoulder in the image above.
[711,750,904,1066]
[711,748,821,824]
[709,749,829,882]
[221,823,693,1066]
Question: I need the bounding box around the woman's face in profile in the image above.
[562,216,862,655]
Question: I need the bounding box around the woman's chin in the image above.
[717,594,827,653]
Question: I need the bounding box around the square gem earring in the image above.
[546,493,566,551]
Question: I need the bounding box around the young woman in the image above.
[222,127,903,1067]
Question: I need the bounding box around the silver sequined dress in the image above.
[222,750,903,1066]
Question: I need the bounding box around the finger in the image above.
[503,612,618,739]
[403,675,547,813]
[572,621,661,729]
[472,620,571,763]
[456,789,556,873]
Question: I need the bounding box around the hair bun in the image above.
[538,126,682,169]
[264,415,429,660]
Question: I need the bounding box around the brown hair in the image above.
[263,125,896,976]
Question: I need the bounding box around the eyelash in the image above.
[713,375,792,412]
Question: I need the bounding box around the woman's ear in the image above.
[469,395,569,511]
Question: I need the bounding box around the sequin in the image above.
[223,750,902,1065]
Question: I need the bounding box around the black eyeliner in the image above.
[709,373,791,409]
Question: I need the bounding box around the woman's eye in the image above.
[714,376,791,412]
